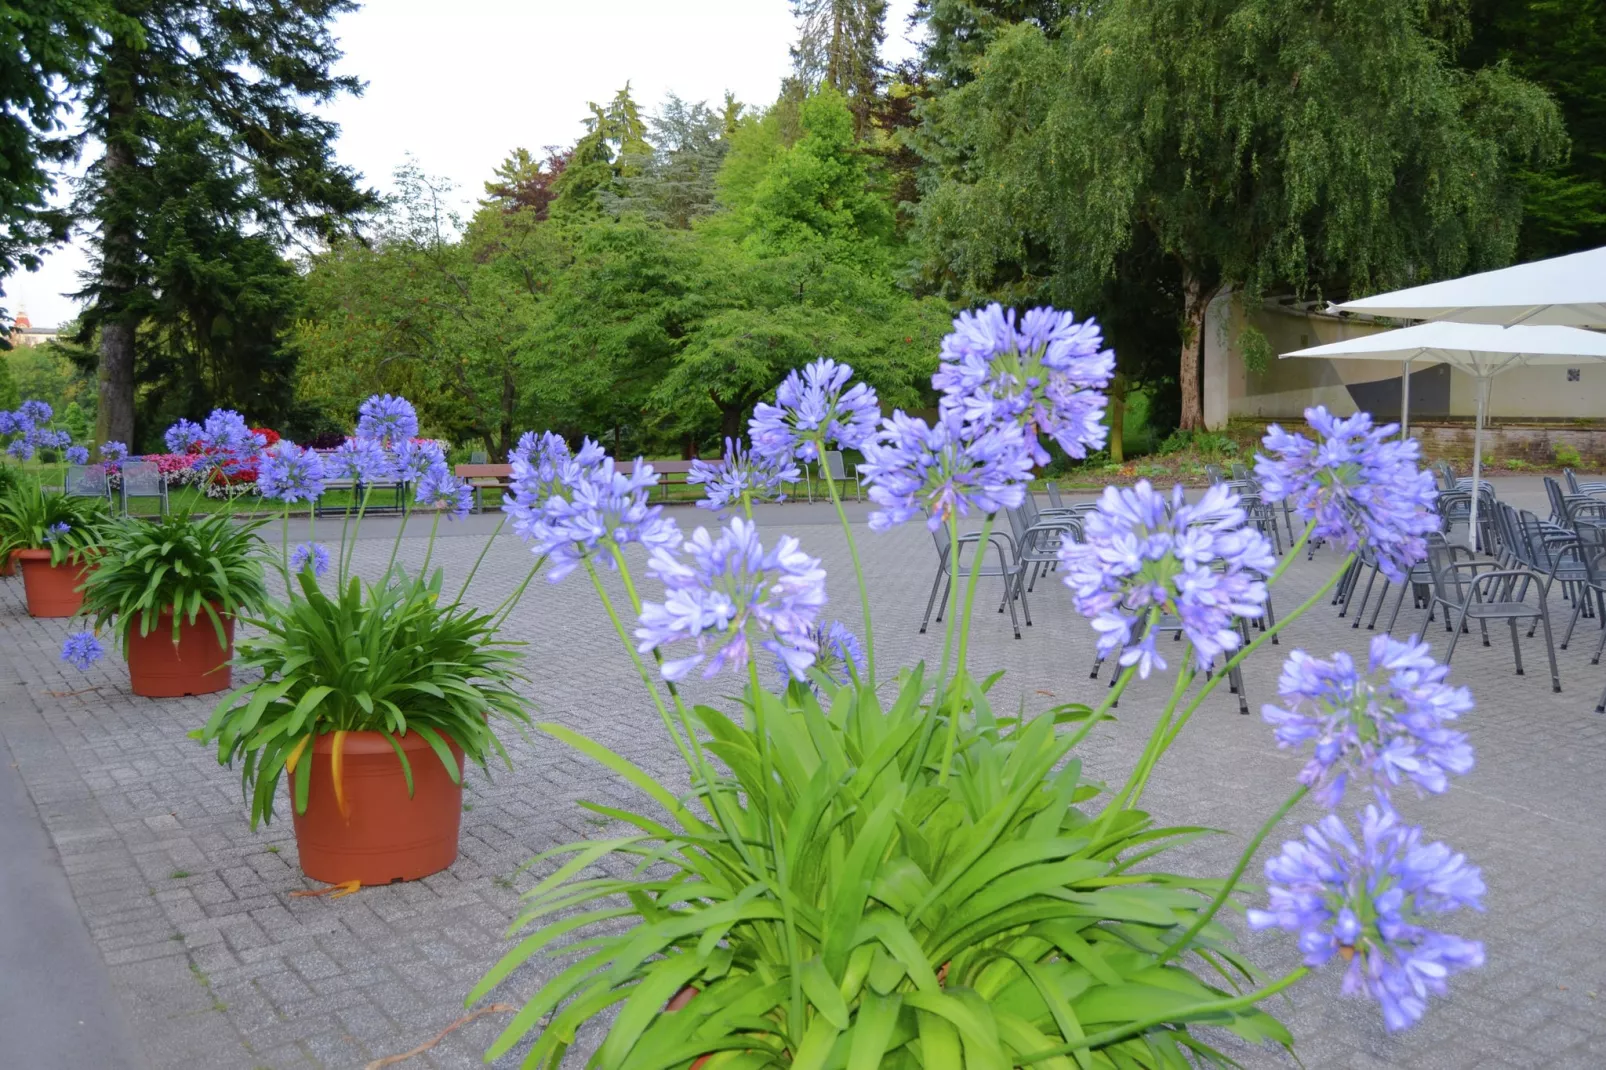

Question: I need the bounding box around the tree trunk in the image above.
[1177,268,1218,433]
[1108,371,1128,463]
[95,50,139,449]
[718,399,744,442]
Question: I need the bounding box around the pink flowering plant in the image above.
[477,305,1480,1065]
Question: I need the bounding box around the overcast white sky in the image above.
[8,0,924,327]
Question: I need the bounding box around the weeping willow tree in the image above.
[916,0,1565,429]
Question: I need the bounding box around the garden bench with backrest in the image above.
[453,459,701,512]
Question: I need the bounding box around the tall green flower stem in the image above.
[1125,549,1357,811]
[1155,784,1310,966]
[384,495,415,578]
[338,484,375,584]
[938,512,997,786]
[419,509,443,575]
[908,512,966,791]
[815,450,875,688]
[747,658,807,1048]
[280,501,292,578]
[456,514,507,601]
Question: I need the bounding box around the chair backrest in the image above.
[823,449,847,481]
[1205,464,1225,484]
[1045,483,1064,509]
[121,460,163,496]
[1019,492,1043,527]
[1423,536,1470,606]
[1544,476,1573,527]
[1571,521,1606,588]
[1230,461,1251,482]
[469,450,488,465]
[1003,505,1030,545]
[1436,461,1458,493]
[65,465,108,498]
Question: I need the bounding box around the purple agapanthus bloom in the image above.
[356,394,419,447]
[1256,408,1438,581]
[749,358,880,465]
[1060,481,1275,678]
[61,630,105,671]
[1263,634,1474,808]
[778,620,864,689]
[65,445,90,465]
[859,407,1035,532]
[18,399,53,426]
[636,517,827,681]
[394,439,447,483]
[256,441,327,503]
[0,410,15,435]
[688,436,801,512]
[164,419,203,454]
[935,303,1114,465]
[328,437,396,484]
[99,440,129,462]
[504,435,680,581]
[289,542,331,578]
[7,439,34,460]
[32,427,72,449]
[199,409,254,452]
[415,468,473,519]
[1249,804,1485,1032]
[43,521,70,542]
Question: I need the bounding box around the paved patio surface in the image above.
[1,478,1603,1068]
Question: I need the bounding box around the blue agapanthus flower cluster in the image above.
[328,437,396,484]
[1,398,81,461]
[356,393,420,448]
[43,521,70,542]
[1255,407,1438,581]
[416,467,473,520]
[935,303,1114,465]
[688,436,801,512]
[749,358,880,465]
[164,419,203,454]
[504,434,680,582]
[394,438,448,483]
[1249,804,1485,1032]
[635,517,827,682]
[289,542,331,578]
[1059,481,1274,678]
[99,440,129,463]
[61,630,106,671]
[777,620,863,689]
[859,408,1035,532]
[1264,634,1474,808]
[256,442,327,503]
[65,446,89,465]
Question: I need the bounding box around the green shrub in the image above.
[1554,442,1584,468]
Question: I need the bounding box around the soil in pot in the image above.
[16,549,90,617]
[291,730,465,885]
[126,609,235,698]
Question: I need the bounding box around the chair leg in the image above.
[923,571,950,633]
[1538,605,1562,693]
[1386,580,1412,635]
[1352,566,1379,629]
[1017,572,1033,627]
[1444,606,1470,663]
[1368,579,1391,630]
[1508,617,1525,676]
[1563,599,1584,649]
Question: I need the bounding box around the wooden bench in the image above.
[454,459,702,512]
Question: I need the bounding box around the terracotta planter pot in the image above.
[666,986,713,1069]
[125,608,235,698]
[291,730,465,885]
[16,549,89,617]
[1,549,15,578]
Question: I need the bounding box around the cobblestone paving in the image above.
[2,483,1604,1068]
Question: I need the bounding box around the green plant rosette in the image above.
[79,511,273,653]
[477,671,1291,1068]
[195,566,532,828]
[0,479,111,567]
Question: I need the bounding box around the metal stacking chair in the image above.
[808,449,863,502]
[1419,537,1561,692]
[1544,476,1606,529]
[1559,521,1606,663]
[64,464,110,502]
[1004,504,1081,593]
[1204,464,1226,484]
[1564,468,1606,497]
[1089,615,1252,715]
[1230,461,1252,482]
[919,525,1030,639]
[118,460,168,516]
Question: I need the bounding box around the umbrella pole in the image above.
[1469,375,1489,552]
[1401,358,1411,440]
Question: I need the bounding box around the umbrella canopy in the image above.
[1282,322,1606,549]
[1334,246,1606,326]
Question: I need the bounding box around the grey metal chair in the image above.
[806,450,863,503]
[1564,468,1606,497]
[118,460,168,516]
[1090,613,1252,715]
[1420,537,1561,692]
[1544,476,1606,529]
[64,464,110,502]
[1559,521,1606,664]
[1003,504,1081,593]
[1204,464,1226,484]
[920,525,1030,639]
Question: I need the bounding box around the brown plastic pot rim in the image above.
[308,730,461,757]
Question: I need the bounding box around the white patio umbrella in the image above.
[1282,322,1606,549]
[1334,246,1606,326]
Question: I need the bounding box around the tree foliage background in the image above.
[3,0,1602,451]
